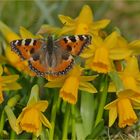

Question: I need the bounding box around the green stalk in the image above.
[0,111,5,134]
[71,105,76,140]
[32,134,38,140]
[10,130,16,140]
[49,91,59,140]
[95,75,109,126]
[62,103,70,140]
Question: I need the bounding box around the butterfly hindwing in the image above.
[28,58,48,76]
[55,35,92,56]
[10,39,44,60]
[50,55,74,75]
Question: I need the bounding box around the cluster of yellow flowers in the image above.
[0,4,140,137]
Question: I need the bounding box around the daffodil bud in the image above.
[7,95,20,108]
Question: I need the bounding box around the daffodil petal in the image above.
[108,82,116,92]
[109,105,117,127]
[124,56,139,75]
[79,81,97,93]
[77,5,93,25]
[0,65,3,76]
[27,85,39,105]
[104,99,118,110]
[5,105,22,134]
[40,113,51,128]
[3,82,21,90]
[34,101,48,112]
[20,26,36,38]
[133,106,140,109]
[0,91,4,104]
[93,36,103,48]
[104,31,117,49]
[117,35,128,48]
[91,19,110,30]
[132,96,140,109]
[59,26,75,35]
[109,47,132,60]
[0,75,19,83]
[35,121,42,137]
[118,89,135,98]
[44,81,64,88]
[0,21,20,42]
[80,47,94,58]
[129,40,140,48]
[5,46,21,65]
[58,15,75,25]
[80,75,97,81]
[136,74,140,81]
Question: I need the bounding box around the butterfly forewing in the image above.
[55,35,92,56]
[10,39,44,60]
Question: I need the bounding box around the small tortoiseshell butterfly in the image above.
[10,35,92,77]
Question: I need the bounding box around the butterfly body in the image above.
[10,35,91,77]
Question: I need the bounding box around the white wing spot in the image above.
[21,39,26,45]
[29,39,34,46]
[66,37,71,43]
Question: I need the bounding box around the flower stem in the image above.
[95,75,109,126]
[10,130,16,140]
[71,105,76,140]
[0,110,5,133]
[49,91,59,140]
[62,103,70,140]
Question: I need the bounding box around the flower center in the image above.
[75,23,89,34]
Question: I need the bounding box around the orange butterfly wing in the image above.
[55,35,92,56]
[10,39,44,60]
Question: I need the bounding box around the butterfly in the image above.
[10,35,92,77]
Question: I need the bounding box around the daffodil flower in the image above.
[16,85,51,137]
[0,21,40,76]
[45,65,97,104]
[81,31,133,73]
[104,90,140,128]
[0,65,21,104]
[59,5,110,35]
[119,56,140,93]
[105,57,140,128]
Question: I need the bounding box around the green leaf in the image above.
[80,92,95,137]
[75,107,86,140]
[86,120,104,139]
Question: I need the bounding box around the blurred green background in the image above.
[0,0,140,40]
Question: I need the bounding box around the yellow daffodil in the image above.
[59,5,110,35]
[104,90,140,128]
[45,65,97,104]
[105,57,140,128]
[16,85,51,137]
[0,21,40,76]
[0,65,21,104]
[81,31,132,73]
[119,56,140,94]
